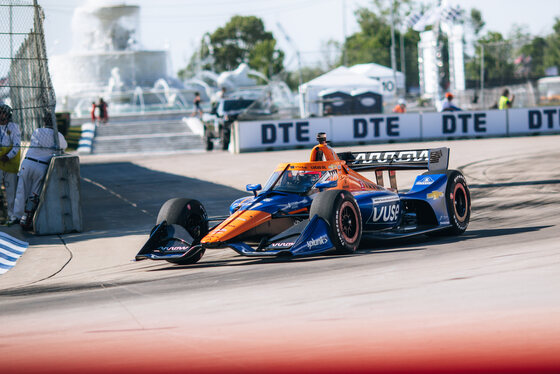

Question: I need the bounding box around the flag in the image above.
[411,5,463,32]
[405,12,423,29]
[441,5,463,22]
[0,231,29,275]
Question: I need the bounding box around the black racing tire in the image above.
[157,198,209,264]
[444,170,471,235]
[167,247,205,265]
[310,190,362,254]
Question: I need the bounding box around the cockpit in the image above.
[263,166,338,194]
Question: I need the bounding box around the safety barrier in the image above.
[232,106,560,153]
[33,155,82,235]
[76,123,96,154]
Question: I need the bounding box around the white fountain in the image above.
[49,1,171,115]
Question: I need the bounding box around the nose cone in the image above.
[201,210,271,244]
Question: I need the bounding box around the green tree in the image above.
[543,17,560,74]
[519,36,547,78]
[469,8,485,36]
[342,4,420,91]
[465,32,516,86]
[183,15,284,78]
[285,66,327,91]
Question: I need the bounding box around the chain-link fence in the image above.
[0,0,59,146]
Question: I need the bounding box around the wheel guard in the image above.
[135,222,201,261]
[228,215,334,257]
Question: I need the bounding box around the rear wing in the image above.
[337,147,449,190]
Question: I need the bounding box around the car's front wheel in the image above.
[157,198,209,264]
[310,190,362,254]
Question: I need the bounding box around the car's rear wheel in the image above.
[445,170,471,235]
[310,190,362,254]
[157,198,209,264]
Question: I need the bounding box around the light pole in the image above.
[390,1,398,98]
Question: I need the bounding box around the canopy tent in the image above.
[298,66,384,117]
[349,63,405,95]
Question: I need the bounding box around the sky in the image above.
[39,0,560,75]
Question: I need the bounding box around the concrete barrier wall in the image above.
[233,106,560,153]
[34,155,82,235]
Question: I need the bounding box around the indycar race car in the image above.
[135,133,471,265]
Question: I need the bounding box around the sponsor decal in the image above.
[354,150,429,165]
[371,203,400,222]
[442,113,487,134]
[306,235,329,248]
[371,196,400,204]
[427,191,443,200]
[158,245,189,251]
[261,121,310,144]
[270,242,295,247]
[416,176,435,185]
[279,199,310,211]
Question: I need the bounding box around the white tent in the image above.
[298,66,383,117]
[349,63,405,96]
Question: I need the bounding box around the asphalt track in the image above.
[1,135,559,374]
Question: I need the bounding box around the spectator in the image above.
[90,101,97,124]
[393,98,407,113]
[498,89,515,109]
[13,115,67,228]
[192,91,203,117]
[440,92,461,112]
[0,104,21,225]
[98,97,108,124]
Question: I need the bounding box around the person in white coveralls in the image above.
[0,104,22,225]
[13,115,67,225]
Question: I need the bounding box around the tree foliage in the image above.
[543,17,560,73]
[342,3,420,91]
[182,15,284,78]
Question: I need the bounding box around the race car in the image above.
[135,133,471,265]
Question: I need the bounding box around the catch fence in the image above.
[0,0,59,147]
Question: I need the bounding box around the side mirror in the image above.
[246,183,262,196]
[315,180,337,191]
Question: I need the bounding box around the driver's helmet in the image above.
[297,171,321,187]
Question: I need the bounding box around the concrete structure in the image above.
[33,155,82,235]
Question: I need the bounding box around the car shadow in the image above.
[25,161,249,245]
[143,224,553,272]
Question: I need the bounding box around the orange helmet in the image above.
[445,92,454,99]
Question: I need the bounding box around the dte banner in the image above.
[331,114,421,143]
[423,110,506,138]
[236,118,330,151]
[233,107,560,152]
[509,106,560,134]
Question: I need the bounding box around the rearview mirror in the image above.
[246,184,262,196]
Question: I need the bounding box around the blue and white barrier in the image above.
[77,122,96,154]
[0,232,29,275]
[233,106,560,153]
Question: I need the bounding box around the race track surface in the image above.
[1,135,559,374]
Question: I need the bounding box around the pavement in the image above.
[1,133,559,292]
